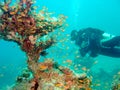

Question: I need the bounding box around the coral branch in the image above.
[0,0,66,78]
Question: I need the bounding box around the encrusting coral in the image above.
[111,72,120,90]
[13,59,92,90]
[0,0,92,90]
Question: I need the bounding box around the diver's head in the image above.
[70,30,78,41]
[70,29,89,46]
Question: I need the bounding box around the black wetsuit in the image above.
[71,27,120,58]
[100,36,120,57]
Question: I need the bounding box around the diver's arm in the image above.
[101,36,120,48]
[98,33,120,57]
[99,46,120,58]
[101,33,115,42]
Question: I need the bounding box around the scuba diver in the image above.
[71,27,120,58]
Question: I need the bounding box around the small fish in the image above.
[20,12,26,17]
[54,82,63,87]
[94,83,101,86]
[40,10,44,14]
[65,59,72,64]
[40,51,48,56]
[39,64,48,71]
[10,10,17,15]
[81,67,87,71]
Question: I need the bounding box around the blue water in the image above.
[0,0,120,90]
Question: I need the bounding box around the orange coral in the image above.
[12,59,92,90]
[0,0,92,90]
